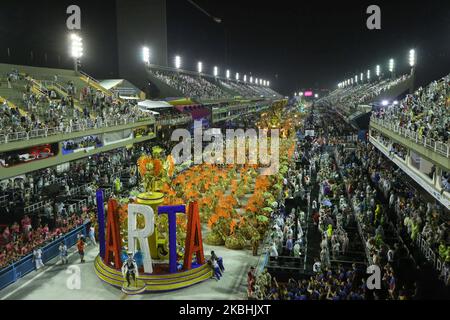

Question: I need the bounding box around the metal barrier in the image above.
[0,117,154,144]
[0,194,8,207]
[371,117,450,158]
[415,233,448,282]
[24,201,48,214]
[156,116,192,126]
[0,223,88,291]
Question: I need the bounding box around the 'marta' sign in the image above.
[120,202,204,274]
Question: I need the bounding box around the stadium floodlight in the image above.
[255,77,258,85]
[70,33,83,72]
[409,49,416,67]
[226,69,230,79]
[382,100,389,106]
[197,61,203,73]
[175,55,181,69]
[243,75,247,82]
[367,70,370,80]
[389,58,394,73]
[376,65,380,77]
[351,78,354,85]
[214,66,219,77]
[142,46,150,65]
[360,73,364,82]
[250,76,253,83]
[314,93,319,98]
[294,92,297,96]
[393,100,399,105]
[259,79,263,85]
[299,92,303,96]
[355,75,358,83]
[70,33,83,58]
[267,81,270,87]
[236,72,239,81]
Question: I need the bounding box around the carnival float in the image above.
[94,99,302,294]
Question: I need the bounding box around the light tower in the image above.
[409,49,416,92]
[142,46,150,66]
[70,33,83,72]
[175,55,181,69]
[389,58,395,78]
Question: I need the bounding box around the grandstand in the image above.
[1,0,449,304]
[146,65,283,102]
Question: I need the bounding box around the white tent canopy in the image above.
[137,100,172,109]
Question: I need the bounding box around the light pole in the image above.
[175,55,181,70]
[409,49,416,74]
[409,49,416,92]
[142,46,150,66]
[70,33,83,72]
[389,58,395,79]
[214,66,219,78]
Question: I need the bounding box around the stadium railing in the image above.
[0,223,88,291]
[415,233,448,282]
[0,116,154,145]
[371,117,450,157]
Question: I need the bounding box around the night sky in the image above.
[0,0,449,95]
[168,0,450,94]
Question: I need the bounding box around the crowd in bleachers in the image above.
[249,264,372,300]
[0,212,90,269]
[0,70,153,140]
[372,74,450,145]
[149,69,282,100]
[62,135,102,151]
[0,145,148,270]
[251,106,449,300]
[318,75,411,117]
[150,70,230,100]
[336,140,449,296]
[314,152,351,268]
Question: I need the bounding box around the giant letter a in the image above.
[183,201,205,270]
[105,199,122,269]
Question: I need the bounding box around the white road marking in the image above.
[0,246,95,300]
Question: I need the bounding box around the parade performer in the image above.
[32,247,44,270]
[59,242,68,264]
[122,251,139,287]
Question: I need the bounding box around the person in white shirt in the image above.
[59,242,68,264]
[313,259,322,273]
[33,248,44,270]
[269,242,278,259]
[89,226,97,246]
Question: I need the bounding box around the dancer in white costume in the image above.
[121,252,139,287]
